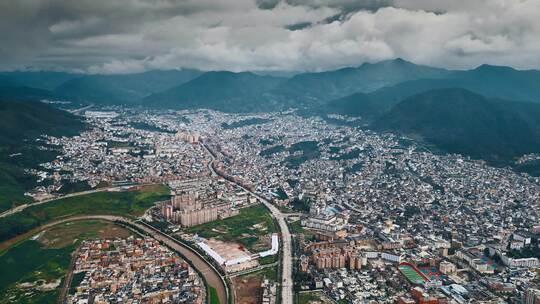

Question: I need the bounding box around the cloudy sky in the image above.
[1,0,539,74]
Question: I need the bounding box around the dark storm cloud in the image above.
[258,0,394,13]
[0,0,539,73]
[256,0,280,10]
[286,0,394,13]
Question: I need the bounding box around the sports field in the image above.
[398,264,427,285]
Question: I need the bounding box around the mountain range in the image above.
[55,69,203,104]
[3,59,540,165]
[2,59,540,112]
[143,71,285,112]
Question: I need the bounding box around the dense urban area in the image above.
[2,1,540,304]
[4,106,538,304]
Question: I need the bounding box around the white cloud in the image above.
[1,0,540,73]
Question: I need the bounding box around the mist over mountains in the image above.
[3,58,540,165]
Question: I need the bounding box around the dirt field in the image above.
[233,275,263,304]
[38,220,133,248]
[207,238,252,259]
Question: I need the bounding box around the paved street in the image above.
[204,142,293,304]
[0,186,122,219]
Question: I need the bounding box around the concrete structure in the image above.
[259,234,279,257]
[162,191,238,227]
[523,288,540,304]
[439,261,457,275]
[176,131,200,144]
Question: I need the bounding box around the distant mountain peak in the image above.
[380,58,413,65]
[474,64,516,72]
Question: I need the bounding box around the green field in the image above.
[0,220,132,304]
[0,184,169,243]
[0,163,33,212]
[289,220,304,234]
[259,254,278,265]
[240,265,278,282]
[0,240,71,304]
[185,204,277,252]
[297,291,326,304]
[398,265,427,285]
[68,272,86,295]
[209,286,220,304]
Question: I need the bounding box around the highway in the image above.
[4,215,229,304]
[202,143,294,304]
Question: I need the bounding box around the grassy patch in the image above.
[241,266,279,282]
[289,220,304,234]
[38,221,133,249]
[0,240,71,288]
[185,204,277,252]
[209,286,220,304]
[69,272,86,295]
[0,184,169,243]
[297,291,325,304]
[222,118,271,129]
[285,141,320,168]
[259,255,278,265]
[0,163,34,212]
[55,180,91,195]
[290,198,311,213]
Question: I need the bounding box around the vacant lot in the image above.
[233,266,278,304]
[297,291,331,304]
[0,184,169,243]
[185,204,277,252]
[38,220,132,249]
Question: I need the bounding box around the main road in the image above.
[0,186,127,219]
[0,182,162,219]
[202,143,293,304]
[4,215,229,304]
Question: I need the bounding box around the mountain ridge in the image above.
[372,88,540,163]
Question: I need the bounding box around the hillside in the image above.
[54,69,202,104]
[143,71,286,112]
[323,64,540,122]
[0,100,83,145]
[270,58,450,104]
[0,86,58,102]
[368,65,540,106]
[0,71,79,90]
[372,88,540,163]
[0,100,85,212]
[323,92,385,121]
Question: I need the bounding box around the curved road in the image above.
[5,215,229,304]
[202,143,293,304]
[0,186,128,219]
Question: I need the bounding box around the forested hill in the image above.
[0,100,85,212]
[372,88,540,163]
